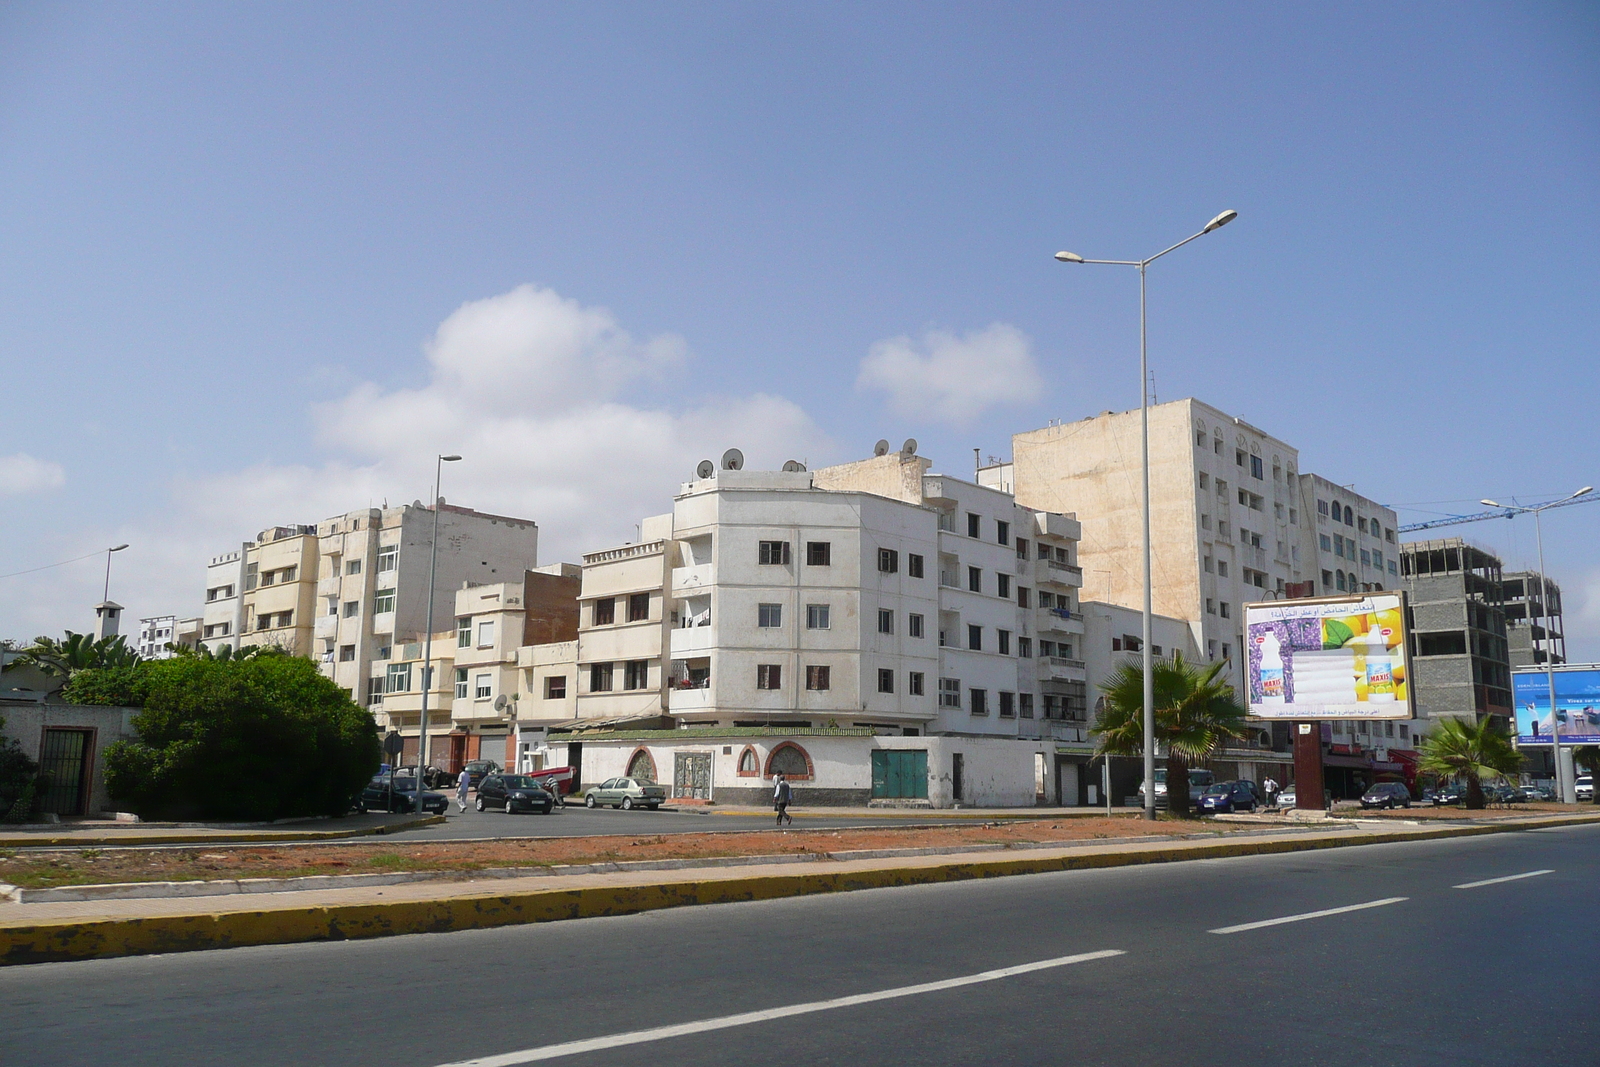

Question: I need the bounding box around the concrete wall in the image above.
[0,704,139,816]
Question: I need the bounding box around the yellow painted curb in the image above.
[0,815,447,850]
[3,814,1595,965]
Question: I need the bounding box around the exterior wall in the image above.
[1299,474,1401,597]
[239,528,319,656]
[1400,538,1512,722]
[550,732,1053,808]
[0,703,139,816]
[576,541,671,720]
[201,548,246,653]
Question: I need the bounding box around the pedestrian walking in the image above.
[1262,775,1280,807]
[456,767,471,813]
[774,773,793,826]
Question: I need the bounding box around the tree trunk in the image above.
[1166,753,1191,817]
[1464,772,1485,810]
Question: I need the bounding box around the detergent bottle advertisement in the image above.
[1243,593,1412,719]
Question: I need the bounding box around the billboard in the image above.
[1512,665,1600,745]
[1244,593,1412,720]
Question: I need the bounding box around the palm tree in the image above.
[16,631,139,677]
[1417,717,1522,810]
[1093,652,1249,817]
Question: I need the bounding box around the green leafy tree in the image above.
[1417,717,1522,810]
[98,654,380,821]
[18,631,140,678]
[1092,652,1250,816]
[1574,746,1600,805]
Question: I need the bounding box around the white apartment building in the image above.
[136,615,199,659]
[314,502,540,703]
[201,549,245,653]
[1301,473,1401,597]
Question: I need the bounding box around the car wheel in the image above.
[475,796,485,812]
[621,796,634,810]
[504,799,515,814]
[585,794,596,808]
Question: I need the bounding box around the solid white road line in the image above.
[1209,897,1409,935]
[428,949,1127,1067]
[1454,869,1554,889]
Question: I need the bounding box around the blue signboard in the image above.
[1512,666,1600,745]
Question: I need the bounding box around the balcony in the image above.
[317,577,341,597]
[314,614,339,639]
[672,563,714,594]
[1037,558,1083,588]
[669,684,715,712]
[1044,720,1091,743]
[670,625,717,656]
[1038,656,1088,683]
[1037,607,1085,635]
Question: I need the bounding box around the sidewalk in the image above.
[4,810,1596,965]
[0,812,445,849]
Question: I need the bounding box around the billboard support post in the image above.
[1293,723,1326,811]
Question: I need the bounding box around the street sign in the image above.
[382,731,405,757]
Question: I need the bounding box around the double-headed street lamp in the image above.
[415,454,462,800]
[1480,486,1593,804]
[1056,209,1237,821]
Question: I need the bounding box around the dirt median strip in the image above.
[0,814,447,850]
[6,815,1598,965]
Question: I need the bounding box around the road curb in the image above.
[0,815,447,850]
[4,814,1595,965]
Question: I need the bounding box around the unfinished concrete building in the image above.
[1502,571,1565,668]
[1399,538,1513,724]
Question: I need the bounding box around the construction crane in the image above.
[1398,492,1599,533]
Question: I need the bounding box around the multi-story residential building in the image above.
[1301,474,1401,597]
[238,526,319,656]
[1399,537,1513,724]
[200,548,245,653]
[1503,571,1565,667]
[313,502,540,704]
[524,449,1086,807]
[136,615,200,659]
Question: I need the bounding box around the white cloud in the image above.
[0,285,830,641]
[856,323,1045,424]
[0,453,65,495]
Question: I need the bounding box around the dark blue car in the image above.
[1198,780,1263,814]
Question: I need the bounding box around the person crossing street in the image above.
[774,773,793,826]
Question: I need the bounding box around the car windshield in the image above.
[466,761,493,771]
[501,776,540,789]
[1202,784,1229,795]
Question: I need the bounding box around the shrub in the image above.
[102,654,380,821]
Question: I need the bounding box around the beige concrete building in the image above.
[239,526,320,656]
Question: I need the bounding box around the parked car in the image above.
[583,777,669,810]
[1432,783,1467,806]
[1360,782,1413,809]
[476,774,556,814]
[1197,780,1264,814]
[1576,775,1593,802]
[395,764,453,789]
[1137,768,1216,807]
[1484,783,1525,805]
[1518,785,1556,802]
[462,759,501,788]
[357,775,450,814]
[1273,786,1334,809]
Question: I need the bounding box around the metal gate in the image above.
[674,752,711,800]
[38,728,91,816]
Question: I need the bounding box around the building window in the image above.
[877,609,894,634]
[373,589,396,614]
[806,541,831,566]
[624,660,650,690]
[545,675,566,699]
[967,513,981,538]
[765,742,812,780]
[1199,472,1209,489]
[939,678,961,707]
[757,664,782,690]
[629,593,651,622]
[1020,693,1035,718]
[1360,549,1371,567]
[590,663,614,692]
[967,624,982,651]
[968,566,982,593]
[1217,561,1229,578]
[454,668,469,699]
[338,644,356,662]
[759,540,792,565]
[593,598,615,625]
[1206,598,1216,615]
[1018,636,1032,658]
[276,611,294,628]
[1017,586,1030,608]
[1221,642,1231,660]
[1219,602,1231,619]
[1388,560,1398,575]
[909,672,924,696]
[908,553,924,578]
[738,747,759,775]
[996,520,1010,545]
[878,668,895,694]
[260,570,276,588]
[346,559,361,575]
[280,566,297,583]
[970,688,988,715]
[1334,535,1345,558]
[1236,449,1246,467]
[473,673,492,700]
[1321,534,1332,552]
[878,548,899,573]
[1386,527,1396,543]
[377,547,398,572]
[386,663,411,693]
[759,603,783,628]
[1250,455,1263,479]
[997,573,1010,599]
[806,665,831,690]
[997,629,1011,655]
[477,619,494,646]
[806,604,830,630]
[908,613,924,638]
[457,617,471,647]
[999,691,1015,717]
[1016,538,1029,560]
[1344,505,1354,525]
[1336,571,1347,591]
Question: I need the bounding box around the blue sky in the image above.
[1,2,1597,655]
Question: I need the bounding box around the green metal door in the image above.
[870,750,927,799]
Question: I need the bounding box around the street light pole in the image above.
[102,543,129,604]
[1057,210,1237,820]
[1481,487,1592,804]
[415,454,462,808]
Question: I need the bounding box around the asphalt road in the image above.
[389,799,1003,840]
[6,823,1596,1066]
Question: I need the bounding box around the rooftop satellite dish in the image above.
[721,448,744,471]
[696,459,715,480]
[493,694,509,712]
[782,460,802,472]
[901,438,918,456]
[874,439,890,457]
[412,500,424,508]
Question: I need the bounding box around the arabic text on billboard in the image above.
[1244,593,1411,720]
[1512,667,1600,745]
